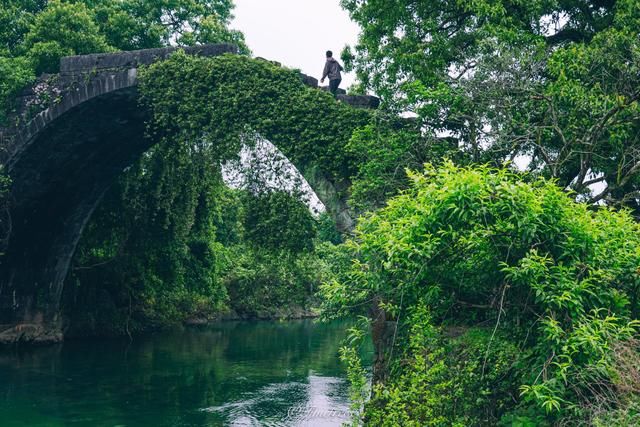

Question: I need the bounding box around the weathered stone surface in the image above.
[254,57,282,67]
[320,85,347,95]
[0,322,64,345]
[60,43,238,74]
[338,94,381,109]
[300,73,318,88]
[302,164,354,233]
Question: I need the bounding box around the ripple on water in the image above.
[201,375,350,426]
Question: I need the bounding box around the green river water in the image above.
[0,320,370,426]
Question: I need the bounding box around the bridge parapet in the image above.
[60,43,239,74]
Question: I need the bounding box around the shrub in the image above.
[323,162,640,423]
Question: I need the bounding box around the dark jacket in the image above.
[322,57,343,81]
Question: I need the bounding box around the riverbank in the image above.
[0,302,321,346]
[184,305,319,325]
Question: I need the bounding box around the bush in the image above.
[220,245,332,317]
[0,56,34,123]
[323,162,640,424]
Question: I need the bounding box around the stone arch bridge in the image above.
[0,44,379,343]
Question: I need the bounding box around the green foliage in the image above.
[220,245,331,318]
[346,117,459,212]
[67,159,333,332]
[363,311,524,426]
[316,212,342,245]
[341,0,549,111]
[135,52,377,320]
[341,0,640,208]
[0,0,248,119]
[66,140,229,335]
[86,0,247,51]
[0,55,34,123]
[1,0,246,55]
[23,0,113,74]
[243,190,316,254]
[0,0,45,55]
[323,162,640,423]
[340,345,369,426]
[341,0,621,113]
[139,52,373,188]
[217,190,329,318]
[593,397,640,427]
[212,185,245,246]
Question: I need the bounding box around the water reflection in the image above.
[0,320,369,426]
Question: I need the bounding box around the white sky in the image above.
[231,0,360,89]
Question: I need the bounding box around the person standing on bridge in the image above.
[320,50,343,97]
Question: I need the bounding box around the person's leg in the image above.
[329,78,341,96]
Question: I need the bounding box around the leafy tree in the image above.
[0,0,45,55]
[85,0,247,51]
[341,0,640,208]
[220,244,331,318]
[346,116,458,212]
[341,0,622,111]
[244,190,317,254]
[1,0,246,54]
[23,0,113,73]
[66,139,229,334]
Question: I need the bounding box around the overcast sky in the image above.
[231,0,360,88]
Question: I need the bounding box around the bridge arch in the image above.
[0,45,379,343]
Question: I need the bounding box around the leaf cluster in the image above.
[323,162,640,423]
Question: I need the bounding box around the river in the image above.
[0,320,370,426]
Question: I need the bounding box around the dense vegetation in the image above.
[61,51,375,335]
[323,163,640,425]
[1,0,640,425]
[0,1,359,334]
[341,0,640,208]
[0,0,248,122]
